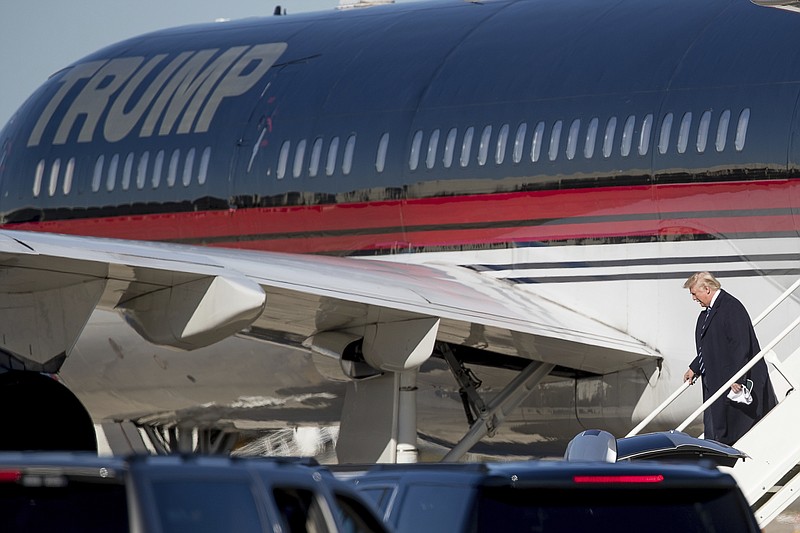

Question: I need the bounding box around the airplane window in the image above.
[621,115,635,157]
[410,130,423,171]
[343,134,356,175]
[376,133,389,173]
[107,153,119,191]
[603,117,617,158]
[122,152,134,190]
[167,149,180,187]
[32,161,46,193]
[460,127,474,167]
[716,109,731,152]
[566,119,580,160]
[183,147,195,186]
[443,128,457,168]
[48,158,60,197]
[63,157,75,195]
[326,137,339,176]
[277,141,290,179]
[531,121,545,162]
[496,124,509,165]
[427,129,440,169]
[153,150,164,188]
[735,108,750,152]
[137,151,149,190]
[658,113,673,155]
[639,113,653,156]
[677,112,692,154]
[309,137,323,177]
[548,120,562,161]
[584,118,598,159]
[697,111,711,153]
[293,140,306,178]
[97,156,109,193]
[33,160,45,197]
[92,155,104,192]
[513,123,527,163]
[198,147,210,185]
[478,125,492,166]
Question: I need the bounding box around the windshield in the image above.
[474,486,758,533]
[0,479,128,532]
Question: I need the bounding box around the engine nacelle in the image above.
[0,371,97,452]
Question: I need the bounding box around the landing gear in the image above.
[332,336,556,463]
[440,343,555,461]
[101,422,240,455]
[140,425,239,454]
[309,317,439,463]
[337,370,419,463]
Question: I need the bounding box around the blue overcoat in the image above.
[689,290,777,445]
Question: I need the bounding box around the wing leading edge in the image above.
[0,230,658,375]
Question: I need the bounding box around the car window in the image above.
[475,487,758,533]
[0,479,128,532]
[333,493,387,533]
[358,486,394,513]
[150,479,263,532]
[273,486,331,533]
[395,484,475,533]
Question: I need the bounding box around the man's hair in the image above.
[683,271,721,290]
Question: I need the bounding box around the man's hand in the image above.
[731,382,743,393]
[684,368,696,383]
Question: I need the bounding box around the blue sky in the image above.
[0,0,420,128]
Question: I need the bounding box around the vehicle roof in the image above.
[0,452,328,480]
[0,452,316,464]
[354,459,739,489]
[0,452,127,477]
[615,432,748,462]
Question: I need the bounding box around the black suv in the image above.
[351,459,759,533]
[0,453,387,533]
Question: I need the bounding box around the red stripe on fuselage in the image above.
[6,180,798,254]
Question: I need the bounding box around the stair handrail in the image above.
[626,380,692,437]
[751,278,800,327]
[626,277,800,437]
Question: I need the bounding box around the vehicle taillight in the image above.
[573,474,664,484]
[0,470,22,483]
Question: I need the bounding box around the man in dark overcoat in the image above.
[682,271,777,445]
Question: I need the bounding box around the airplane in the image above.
[0,0,798,463]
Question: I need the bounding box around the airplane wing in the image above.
[0,229,658,376]
[751,0,800,14]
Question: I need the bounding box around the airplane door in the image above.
[0,132,10,215]
[229,60,321,203]
[230,65,287,200]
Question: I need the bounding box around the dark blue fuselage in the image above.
[0,0,798,255]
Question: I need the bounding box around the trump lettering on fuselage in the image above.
[27,43,287,147]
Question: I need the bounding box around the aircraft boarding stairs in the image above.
[628,279,800,529]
